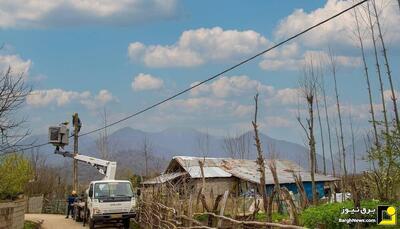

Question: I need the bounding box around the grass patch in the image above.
[24,221,39,229]
[194,214,208,222]
[255,212,288,222]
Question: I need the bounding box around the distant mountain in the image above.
[20,127,359,175]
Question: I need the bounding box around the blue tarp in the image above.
[266,181,325,200]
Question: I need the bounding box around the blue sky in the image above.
[1,0,399,146]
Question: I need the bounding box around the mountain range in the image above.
[22,127,370,175]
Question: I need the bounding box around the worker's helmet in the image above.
[72,190,77,195]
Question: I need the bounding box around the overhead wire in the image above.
[0,0,368,155]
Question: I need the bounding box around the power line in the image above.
[0,0,368,155]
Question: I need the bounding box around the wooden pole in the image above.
[73,113,79,192]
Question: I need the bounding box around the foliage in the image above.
[255,212,288,223]
[299,200,400,229]
[367,126,400,201]
[194,213,208,222]
[0,153,32,200]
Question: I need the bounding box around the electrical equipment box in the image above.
[48,125,69,147]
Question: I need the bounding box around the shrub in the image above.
[0,153,32,200]
[300,200,400,229]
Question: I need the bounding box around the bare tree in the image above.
[328,49,348,185]
[141,136,152,177]
[349,109,357,174]
[321,72,336,176]
[371,0,399,128]
[297,56,318,204]
[96,107,110,160]
[0,67,31,154]
[315,76,327,175]
[353,6,380,149]
[366,1,389,141]
[251,93,269,215]
[222,131,251,159]
[334,121,343,176]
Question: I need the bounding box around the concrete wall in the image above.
[0,198,26,229]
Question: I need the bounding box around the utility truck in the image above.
[49,124,137,229]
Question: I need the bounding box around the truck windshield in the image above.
[94,182,133,198]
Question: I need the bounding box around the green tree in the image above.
[0,153,32,200]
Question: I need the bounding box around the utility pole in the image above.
[72,113,81,191]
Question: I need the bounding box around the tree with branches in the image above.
[0,67,31,154]
[297,56,318,205]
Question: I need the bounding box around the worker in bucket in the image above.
[66,190,77,218]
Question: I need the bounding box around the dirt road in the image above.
[25,214,85,229]
[25,214,126,229]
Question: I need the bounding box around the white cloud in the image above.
[0,0,179,28]
[260,49,361,71]
[131,73,164,91]
[164,97,229,113]
[233,104,253,118]
[128,27,271,67]
[267,88,300,106]
[274,0,400,49]
[190,75,274,98]
[26,88,116,109]
[0,54,32,76]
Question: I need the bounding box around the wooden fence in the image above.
[0,198,26,229]
[137,201,305,229]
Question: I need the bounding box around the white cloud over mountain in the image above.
[131,73,164,91]
[0,0,179,28]
[128,27,271,67]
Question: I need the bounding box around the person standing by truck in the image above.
[66,190,77,218]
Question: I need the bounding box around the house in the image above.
[142,156,338,200]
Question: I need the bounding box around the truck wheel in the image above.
[89,218,95,229]
[123,219,130,229]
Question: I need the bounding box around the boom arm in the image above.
[55,149,117,180]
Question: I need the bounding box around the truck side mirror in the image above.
[136,189,141,196]
[88,189,93,198]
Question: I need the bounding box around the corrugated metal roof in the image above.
[170,156,338,184]
[141,172,187,185]
[186,166,232,178]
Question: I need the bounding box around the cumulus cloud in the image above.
[274,0,400,49]
[131,73,164,91]
[190,75,274,98]
[26,88,116,109]
[260,48,361,71]
[128,27,271,67]
[0,0,179,28]
[0,54,32,76]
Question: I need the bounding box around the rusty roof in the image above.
[170,156,338,185]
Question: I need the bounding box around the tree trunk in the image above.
[329,50,347,186]
[251,93,269,217]
[315,89,327,175]
[353,7,379,149]
[321,75,336,176]
[372,0,399,129]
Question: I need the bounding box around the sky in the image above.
[1,0,399,146]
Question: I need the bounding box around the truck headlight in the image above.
[93,207,102,214]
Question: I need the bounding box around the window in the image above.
[94,182,133,198]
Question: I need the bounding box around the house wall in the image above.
[192,177,236,198]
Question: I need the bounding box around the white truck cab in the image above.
[49,124,137,228]
[86,180,136,229]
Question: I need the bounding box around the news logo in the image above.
[377,205,397,226]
